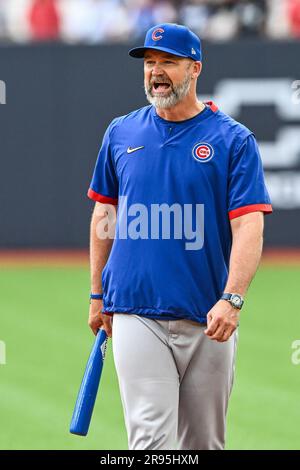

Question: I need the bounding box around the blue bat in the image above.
[70,328,108,436]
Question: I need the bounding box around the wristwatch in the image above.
[221,293,244,310]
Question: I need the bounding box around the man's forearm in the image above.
[90,203,116,294]
[224,212,264,296]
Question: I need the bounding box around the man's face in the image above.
[144,50,194,109]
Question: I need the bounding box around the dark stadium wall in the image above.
[0,41,299,248]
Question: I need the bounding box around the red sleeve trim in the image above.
[229,204,273,220]
[87,188,118,205]
[204,100,218,112]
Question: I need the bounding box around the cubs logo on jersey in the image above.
[192,142,214,163]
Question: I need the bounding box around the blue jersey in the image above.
[88,102,272,323]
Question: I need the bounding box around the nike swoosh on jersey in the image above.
[127,146,145,154]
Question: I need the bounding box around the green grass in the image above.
[0,266,126,450]
[0,265,300,449]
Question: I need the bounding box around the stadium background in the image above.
[0,0,300,450]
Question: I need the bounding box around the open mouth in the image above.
[152,82,171,93]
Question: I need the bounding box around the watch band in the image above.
[221,293,232,301]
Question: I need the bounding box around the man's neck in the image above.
[155,99,205,122]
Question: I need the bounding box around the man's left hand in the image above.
[204,300,240,342]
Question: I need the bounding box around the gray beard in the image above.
[144,72,192,109]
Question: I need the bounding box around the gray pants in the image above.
[112,314,238,450]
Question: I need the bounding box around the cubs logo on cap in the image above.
[152,28,164,41]
[192,143,214,163]
[129,23,202,62]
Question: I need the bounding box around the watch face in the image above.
[232,295,242,308]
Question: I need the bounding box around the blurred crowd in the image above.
[0,0,300,44]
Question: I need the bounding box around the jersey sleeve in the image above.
[87,123,118,205]
[228,133,272,220]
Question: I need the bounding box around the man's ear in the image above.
[194,61,202,79]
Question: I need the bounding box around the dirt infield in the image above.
[0,249,89,267]
[0,248,300,267]
[261,249,300,266]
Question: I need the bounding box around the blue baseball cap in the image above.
[129,23,202,62]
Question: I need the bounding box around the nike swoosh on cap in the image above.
[127,146,145,154]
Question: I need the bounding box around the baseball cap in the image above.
[129,23,202,62]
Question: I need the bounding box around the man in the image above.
[87,23,272,450]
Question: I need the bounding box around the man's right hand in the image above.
[88,299,112,337]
